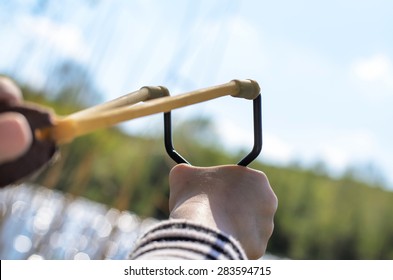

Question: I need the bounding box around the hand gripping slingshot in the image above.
[0,79,262,188]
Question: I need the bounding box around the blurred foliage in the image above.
[17,83,393,260]
[263,164,393,259]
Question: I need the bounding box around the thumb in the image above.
[0,112,32,164]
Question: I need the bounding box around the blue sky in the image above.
[1,0,392,188]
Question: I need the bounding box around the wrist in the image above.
[169,198,240,244]
[169,198,218,230]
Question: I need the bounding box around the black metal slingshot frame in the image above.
[164,94,262,166]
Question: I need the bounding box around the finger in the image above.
[0,112,32,163]
[0,77,23,105]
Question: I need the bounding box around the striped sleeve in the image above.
[129,219,247,260]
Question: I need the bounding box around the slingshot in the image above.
[0,79,262,187]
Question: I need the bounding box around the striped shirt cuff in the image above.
[129,219,247,260]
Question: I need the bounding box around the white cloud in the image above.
[352,54,391,82]
[19,15,90,62]
[259,128,381,175]
[216,119,254,150]
[350,53,393,93]
[317,129,380,172]
[216,120,295,164]
[263,133,294,164]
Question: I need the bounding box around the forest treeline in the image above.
[18,83,393,260]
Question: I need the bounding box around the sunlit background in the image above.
[1,0,392,259]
